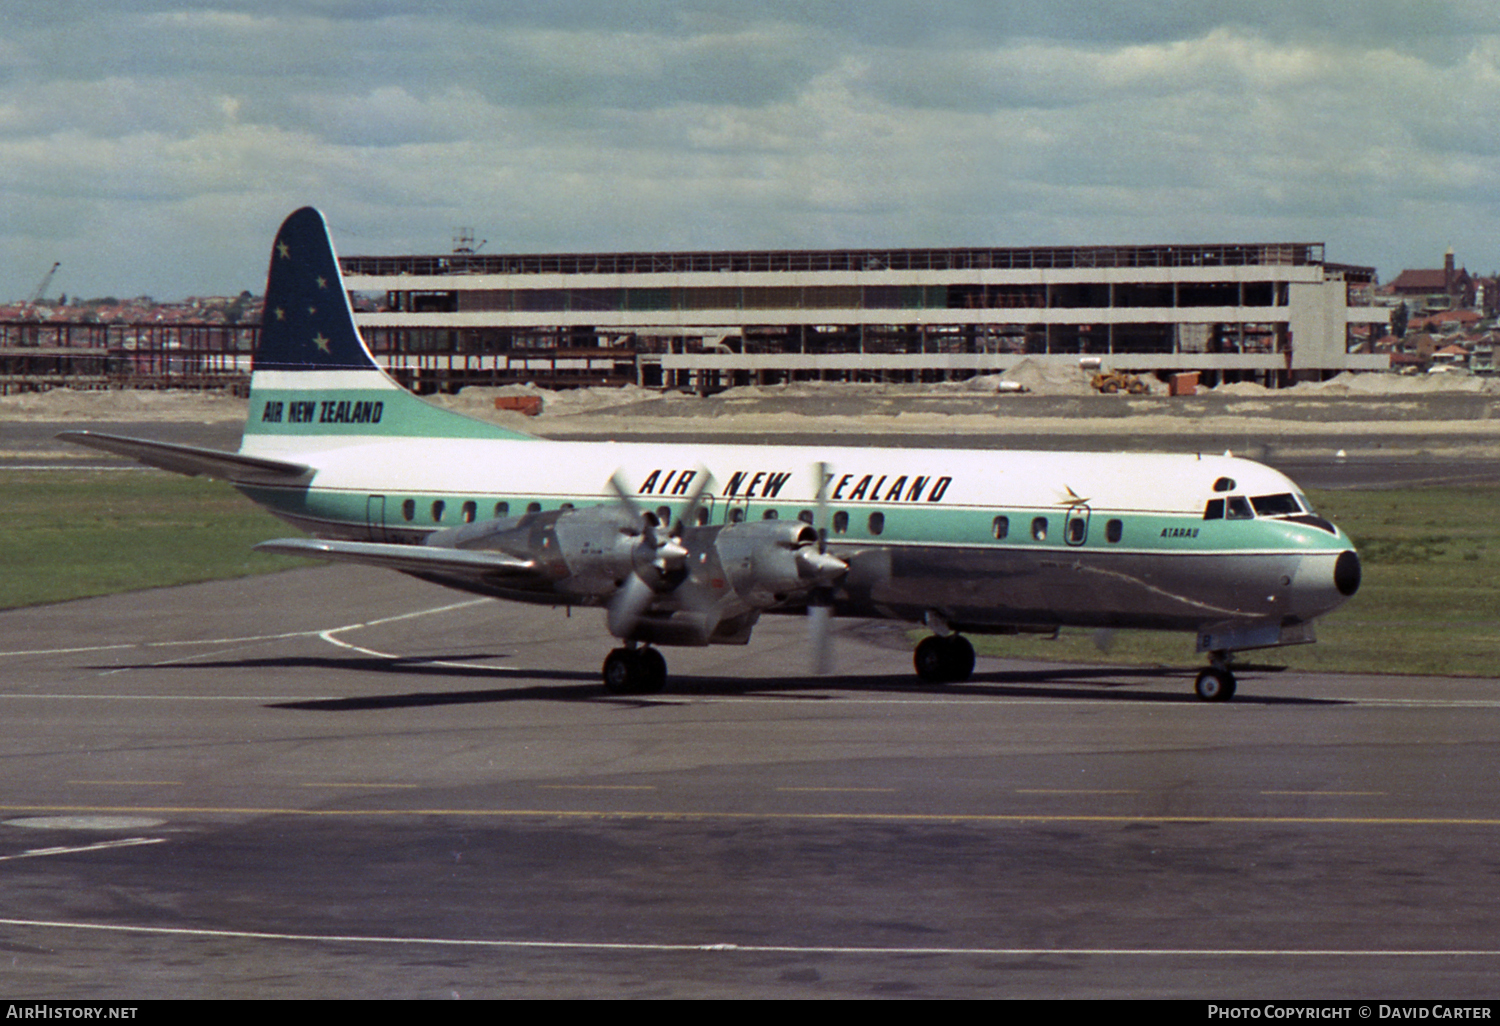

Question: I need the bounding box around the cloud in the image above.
[0,1,1495,299]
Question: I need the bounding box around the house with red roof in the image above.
[1389,249,1476,310]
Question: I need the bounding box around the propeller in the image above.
[808,461,836,674]
[604,468,712,640]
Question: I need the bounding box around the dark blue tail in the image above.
[254,207,382,372]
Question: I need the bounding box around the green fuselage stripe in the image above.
[239,484,1347,555]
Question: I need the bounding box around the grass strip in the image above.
[0,471,307,608]
[4,472,1496,677]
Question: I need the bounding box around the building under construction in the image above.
[341,241,1389,393]
[0,240,1390,395]
[0,320,254,395]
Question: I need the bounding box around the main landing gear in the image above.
[1194,652,1237,702]
[602,645,667,696]
[914,634,975,684]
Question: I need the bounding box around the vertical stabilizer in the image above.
[243,207,534,451]
[254,207,384,374]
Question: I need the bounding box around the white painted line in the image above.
[315,598,507,670]
[0,598,492,660]
[0,837,166,862]
[0,915,1496,958]
[0,693,333,701]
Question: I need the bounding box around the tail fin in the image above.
[243,207,533,449]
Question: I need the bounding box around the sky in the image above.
[1,1,1496,301]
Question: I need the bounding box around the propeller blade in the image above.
[670,466,714,534]
[606,470,647,522]
[806,460,840,674]
[607,572,657,639]
[814,461,831,554]
[808,601,834,675]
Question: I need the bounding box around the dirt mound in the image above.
[0,387,247,422]
[997,358,1098,396]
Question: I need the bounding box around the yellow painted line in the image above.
[0,803,1498,828]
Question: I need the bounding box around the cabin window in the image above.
[763,509,779,520]
[461,501,477,524]
[696,506,711,526]
[1106,518,1123,543]
[729,508,745,523]
[833,511,849,534]
[1204,499,1224,520]
[657,506,672,526]
[494,501,510,517]
[1214,477,1236,492]
[1226,496,1254,520]
[868,511,885,536]
[992,515,1009,540]
[1067,517,1087,544]
[402,499,415,522]
[431,500,445,522]
[798,510,814,524]
[526,501,541,513]
[1031,517,1048,541]
[560,503,574,511]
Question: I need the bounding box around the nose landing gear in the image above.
[1194,652,1237,702]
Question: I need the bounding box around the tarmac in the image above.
[5,382,1500,997]
[4,566,1500,998]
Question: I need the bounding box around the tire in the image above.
[1194,666,1236,702]
[602,648,668,695]
[637,648,667,694]
[914,634,975,684]
[603,649,638,695]
[914,636,948,683]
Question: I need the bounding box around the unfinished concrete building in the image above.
[339,242,1389,393]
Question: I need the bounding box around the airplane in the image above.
[61,208,1362,702]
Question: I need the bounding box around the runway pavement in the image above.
[3,565,1500,998]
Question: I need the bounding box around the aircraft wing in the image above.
[255,538,537,578]
[57,431,313,483]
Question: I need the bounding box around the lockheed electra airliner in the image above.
[63,208,1362,701]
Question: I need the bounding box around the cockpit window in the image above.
[1203,498,1224,520]
[1251,493,1302,517]
[1226,496,1254,520]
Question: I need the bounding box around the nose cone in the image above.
[1290,548,1361,620]
[1334,549,1361,598]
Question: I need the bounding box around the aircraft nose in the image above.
[1290,548,1360,619]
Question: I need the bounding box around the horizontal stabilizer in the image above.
[255,537,536,577]
[58,431,313,482]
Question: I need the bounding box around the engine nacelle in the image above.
[427,505,645,603]
[710,519,845,608]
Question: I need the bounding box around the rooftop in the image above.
[340,242,1371,279]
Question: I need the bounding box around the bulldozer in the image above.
[1091,370,1150,395]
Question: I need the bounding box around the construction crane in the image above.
[26,261,60,311]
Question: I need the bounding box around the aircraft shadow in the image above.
[666,667,1345,706]
[93,650,1343,710]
